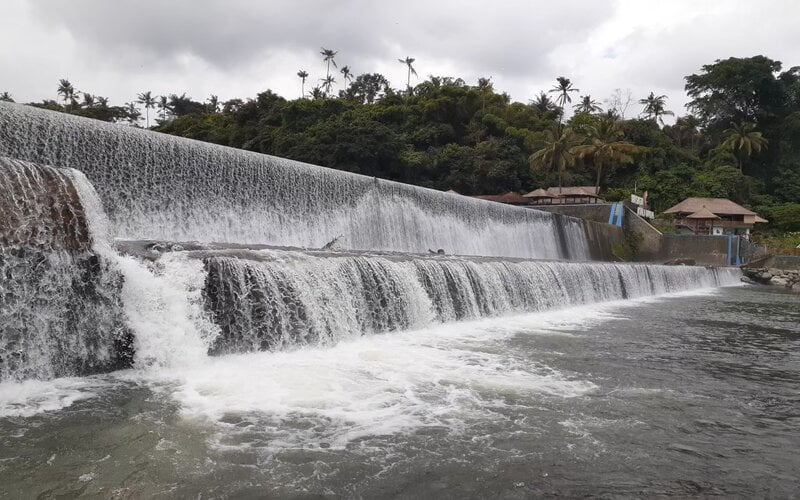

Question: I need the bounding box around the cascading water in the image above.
[199,250,741,354]
[0,102,588,260]
[0,106,742,384]
[0,157,132,381]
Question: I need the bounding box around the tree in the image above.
[530,91,561,116]
[398,56,418,92]
[549,77,579,111]
[529,126,580,190]
[639,92,674,125]
[136,91,157,127]
[574,95,602,114]
[157,95,170,121]
[604,88,633,119]
[206,95,220,113]
[81,93,95,108]
[320,47,337,80]
[320,75,336,96]
[125,102,141,126]
[167,93,204,116]
[571,117,641,188]
[672,115,702,150]
[57,78,76,111]
[720,122,768,172]
[685,56,788,131]
[0,91,13,102]
[297,70,309,98]
[340,65,353,85]
[340,73,390,104]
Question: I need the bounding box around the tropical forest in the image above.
[4,54,799,236]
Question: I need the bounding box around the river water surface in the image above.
[1,285,798,498]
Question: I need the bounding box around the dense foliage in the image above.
[7,55,799,230]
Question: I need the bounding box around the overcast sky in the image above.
[2,0,799,120]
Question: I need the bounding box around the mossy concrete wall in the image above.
[536,204,767,266]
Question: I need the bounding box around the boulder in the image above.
[770,276,789,287]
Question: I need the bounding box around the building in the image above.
[471,192,530,206]
[523,186,604,205]
[663,197,768,237]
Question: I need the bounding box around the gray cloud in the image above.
[2,0,799,119]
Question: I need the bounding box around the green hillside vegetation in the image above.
[5,55,799,233]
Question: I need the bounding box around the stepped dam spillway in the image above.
[0,152,740,383]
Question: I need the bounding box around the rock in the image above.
[770,276,789,287]
[758,271,773,280]
[767,268,782,277]
[792,282,800,292]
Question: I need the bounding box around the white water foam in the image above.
[0,377,105,418]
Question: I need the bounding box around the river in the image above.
[1,284,797,498]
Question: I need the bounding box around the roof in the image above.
[754,215,769,223]
[523,186,601,198]
[472,192,529,204]
[663,197,756,216]
[686,207,720,219]
[522,188,557,199]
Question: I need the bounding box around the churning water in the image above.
[0,286,797,498]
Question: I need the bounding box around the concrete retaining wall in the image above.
[537,203,767,266]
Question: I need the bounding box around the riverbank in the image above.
[742,255,800,291]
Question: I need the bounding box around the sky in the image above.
[2,0,800,121]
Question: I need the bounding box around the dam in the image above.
[4,102,796,499]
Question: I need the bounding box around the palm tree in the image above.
[125,102,141,126]
[530,91,561,116]
[340,65,353,86]
[81,93,95,108]
[157,95,170,121]
[0,91,14,102]
[639,92,674,125]
[309,86,325,100]
[720,122,768,172]
[571,117,641,188]
[320,75,336,96]
[96,96,109,107]
[529,126,580,191]
[206,95,219,113]
[549,77,579,110]
[297,70,309,98]
[57,78,76,111]
[136,91,157,127]
[398,56,418,92]
[320,47,337,79]
[574,95,602,114]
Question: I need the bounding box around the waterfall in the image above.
[200,249,741,354]
[0,102,589,260]
[0,157,132,381]
[0,106,743,383]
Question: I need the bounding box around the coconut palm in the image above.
[639,92,674,125]
[297,70,309,98]
[157,95,170,121]
[320,47,337,79]
[529,126,581,191]
[340,66,353,85]
[549,77,579,109]
[571,117,641,188]
[574,95,602,114]
[124,102,141,126]
[81,93,96,108]
[720,122,768,172]
[57,78,76,111]
[398,56,418,91]
[136,91,157,127]
[320,75,336,96]
[530,91,561,116]
[309,86,325,100]
[0,91,14,102]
